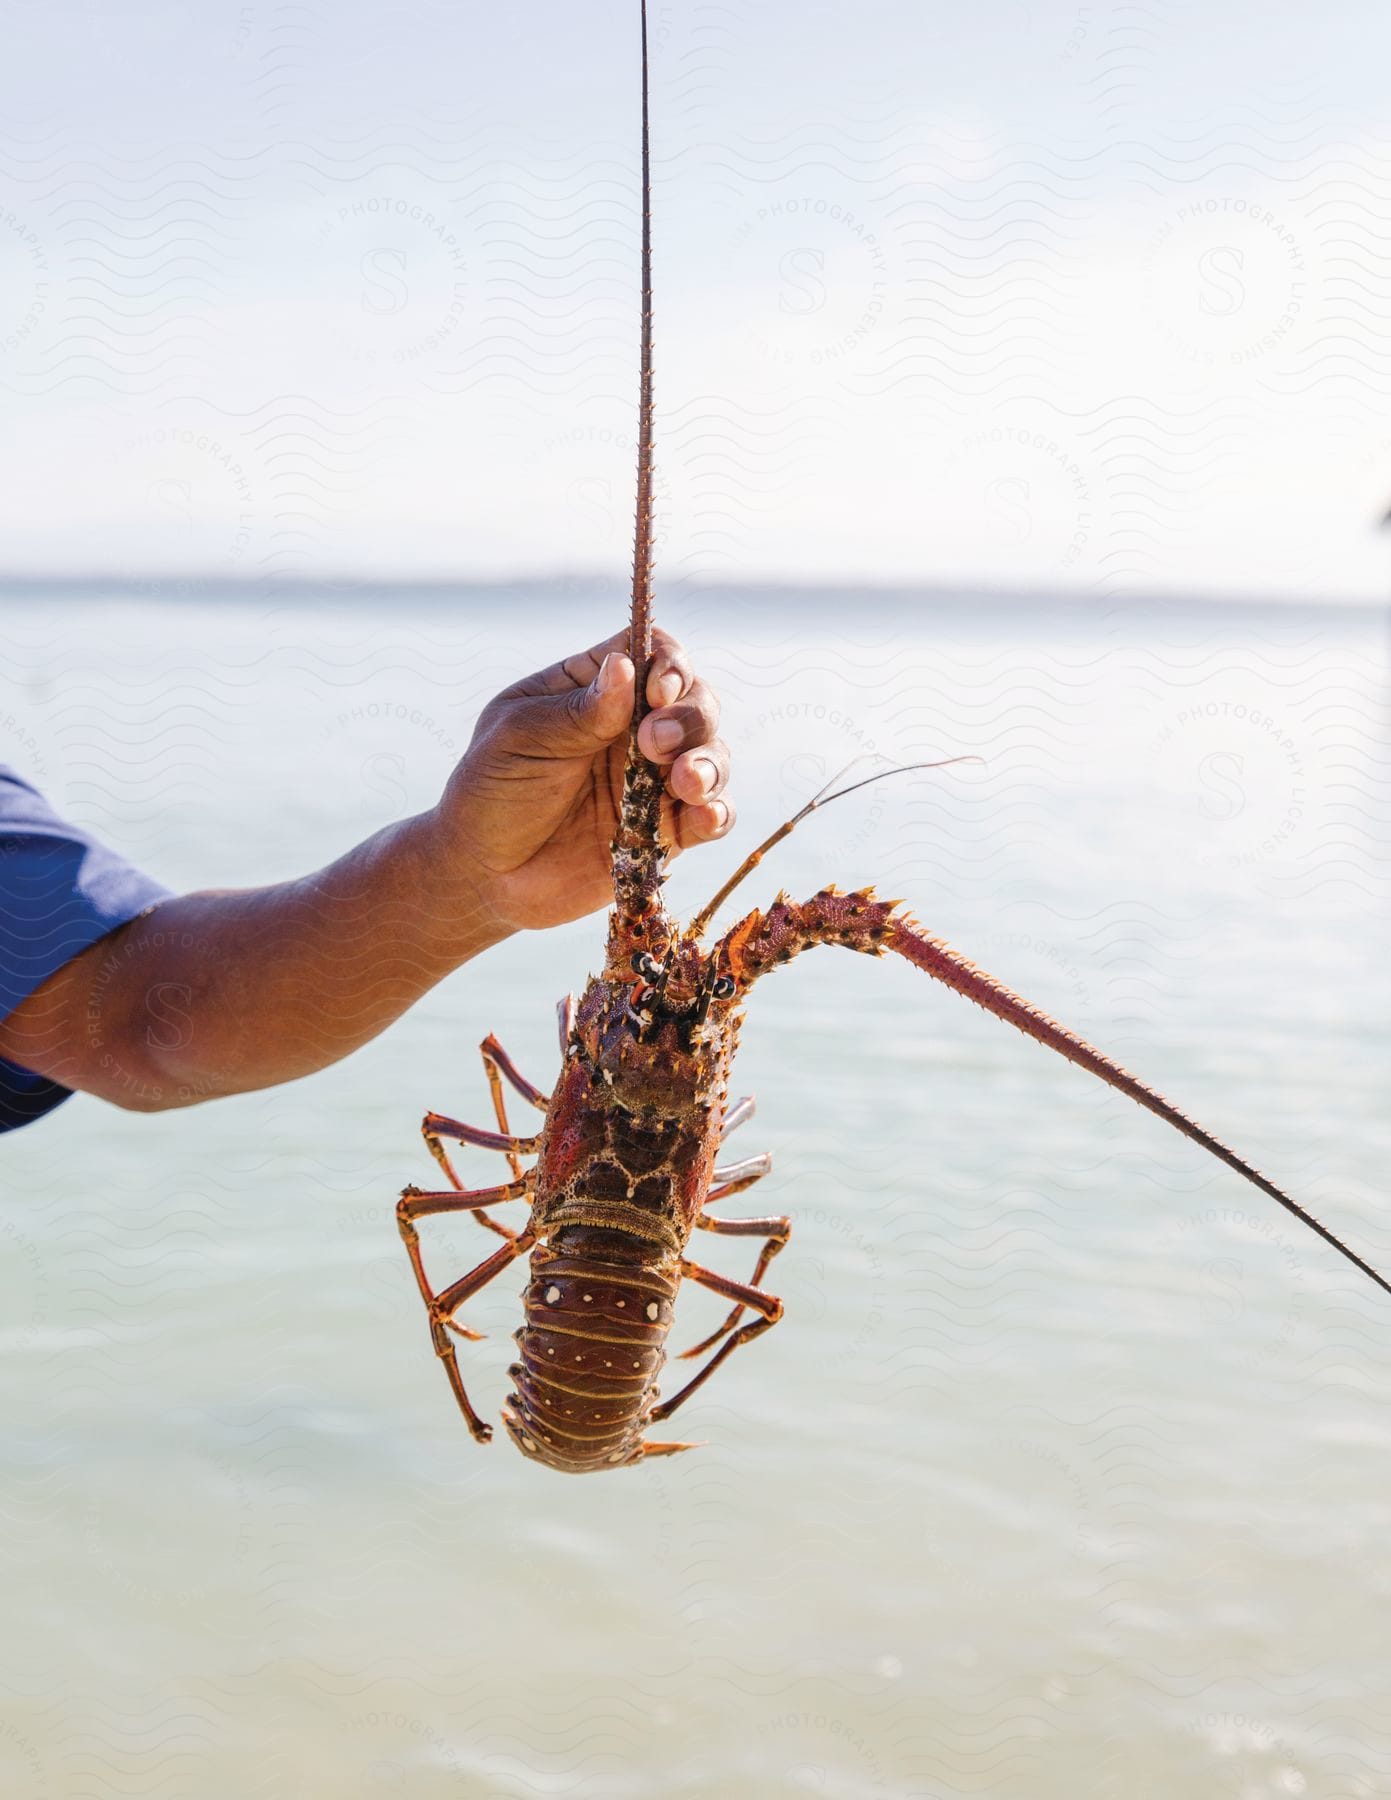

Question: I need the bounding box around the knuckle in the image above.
[690,753,727,795]
[478,691,515,725]
[663,702,704,741]
[473,711,511,754]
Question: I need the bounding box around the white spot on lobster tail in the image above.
[545,1285,561,1305]
[646,1301,659,1321]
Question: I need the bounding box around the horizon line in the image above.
[0,570,1386,612]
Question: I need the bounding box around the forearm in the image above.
[0,807,510,1111]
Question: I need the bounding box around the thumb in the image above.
[509,651,635,758]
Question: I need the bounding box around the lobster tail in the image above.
[501,1231,679,1472]
[721,889,1391,1299]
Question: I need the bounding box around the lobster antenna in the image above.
[629,0,655,716]
[886,914,1391,1301]
[687,754,981,940]
[610,0,668,919]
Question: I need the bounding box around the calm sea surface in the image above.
[2,586,1389,1798]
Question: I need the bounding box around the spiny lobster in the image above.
[394,1,1389,1474]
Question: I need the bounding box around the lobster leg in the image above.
[708,1152,772,1197]
[481,1033,551,1115]
[419,1115,521,1241]
[398,1180,531,1223]
[397,1179,532,1323]
[479,1035,549,1183]
[719,1095,756,1140]
[650,1259,783,1422]
[421,1118,468,1200]
[679,1212,792,1360]
[397,1214,537,1446]
[424,1112,542,1157]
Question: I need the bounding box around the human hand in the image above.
[435,627,734,933]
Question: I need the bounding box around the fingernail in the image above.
[653,671,681,707]
[596,653,622,694]
[710,799,730,831]
[691,755,718,796]
[650,718,682,753]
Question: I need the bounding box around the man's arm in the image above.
[0,629,731,1113]
[0,809,502,1111]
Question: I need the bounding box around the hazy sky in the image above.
[2,0,1389,599]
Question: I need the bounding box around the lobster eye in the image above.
[711,975,737,1000]
[630,951,663,978]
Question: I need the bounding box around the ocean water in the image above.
[1,585,1389,1799]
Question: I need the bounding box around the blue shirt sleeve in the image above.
[1,764,173,1133]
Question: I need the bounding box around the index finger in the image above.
[644,627,694,711]
[587,625,693,707]
[522,625,695,704]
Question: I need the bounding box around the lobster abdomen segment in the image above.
[502,1230,680,1472]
